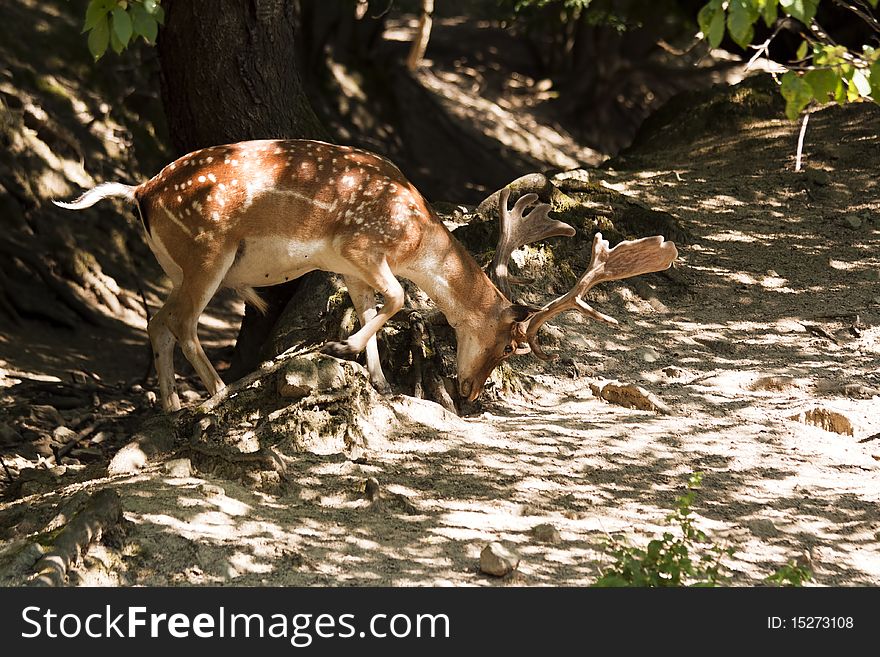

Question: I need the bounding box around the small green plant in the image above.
[593,473,735,587]
[766,560,813,587]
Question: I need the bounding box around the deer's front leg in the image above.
[342,275,392,394]
[322,260,404,381]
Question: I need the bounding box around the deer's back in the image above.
[135,139,438,279]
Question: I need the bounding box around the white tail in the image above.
[52,182,137,209]
[56,139,677,411]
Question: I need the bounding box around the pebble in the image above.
[844,215,862,229]
[479,542,520,577]
[163,458,193,477]
[531,523,562,544]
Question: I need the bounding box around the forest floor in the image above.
[2,81,878,586]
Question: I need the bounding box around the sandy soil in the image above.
[2,83,879,587]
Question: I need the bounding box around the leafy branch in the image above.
[698,0,880,119]
[79,0,165,60]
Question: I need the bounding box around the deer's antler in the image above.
[523,232,678,360]
[489,188,576,299]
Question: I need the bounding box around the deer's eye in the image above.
[503,344,514,355]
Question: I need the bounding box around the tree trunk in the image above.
[157,0,332,379]
[157,0,328,153]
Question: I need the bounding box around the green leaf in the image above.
[698,1,726,49]
[759,0,779,27]
[780,71,813,119]
[728,0,758,49]
[83,1,110,32]
[87,15,110,60]
[804,68,837,102]
[131,5,158,43]
[110,27,125,54]
[111,8,133,48]
[154,4,165,24]
[779,0,819,25]
[813,44,847,66]
[795,40,808,61]
[851,69,872,98]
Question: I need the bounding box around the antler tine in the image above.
[525,232,678,360]
[489,188,576,299]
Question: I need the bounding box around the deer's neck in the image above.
[403,224,508,329]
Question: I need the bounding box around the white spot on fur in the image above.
[198,175,206,183]
[207,173,217,183]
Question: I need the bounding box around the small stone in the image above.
[662,366,685,379]
[199,483,225,497]
[130,384,144,393]
[364,477,381,502]
[145,391,157,406]
[180,390,202,403]
[590,382,671,414]
[788,407,854,436]
[805,168,831,186]
[163,458,193,477]
[479,542,520,577]
[844,215,862,229]
[531,523,562,544]
[640,347,660,363]
[52,426,76,443]
[0,422,22,445]
[747,519,779,538]
[69,370,89,386]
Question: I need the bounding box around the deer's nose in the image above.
[459,378,473,400]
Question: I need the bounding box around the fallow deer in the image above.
[55,139,677,412]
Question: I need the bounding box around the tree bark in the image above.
[157,0,328,153]
[156,0,332,379]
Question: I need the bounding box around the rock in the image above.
[0,422,22,445]
[844,215,862,229]
[199,483,225,497]
[531,523,562,544]
[163,458,193,477]
[480,542,520,577]
[364,477,381,502]
[788,407,854,436]
[747,519,780,538]
[69,370,90,386]
[640,347,660,363]
[749,376,799,392]
[107,416,176,475]
[589,381,671,414]
[29,405,63,428]
[145,390,157,406]
[662,366,685,379]
[180,390,202,403]
[805,168,831,186]
[52,426,77,443]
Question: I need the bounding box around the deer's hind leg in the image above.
[154,252,236,409]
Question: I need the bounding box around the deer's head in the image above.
[457,188,679,402]
[455,302,535,401]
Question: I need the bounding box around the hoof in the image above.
[321,341,358,359]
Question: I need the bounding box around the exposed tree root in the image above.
[27,488,122,587]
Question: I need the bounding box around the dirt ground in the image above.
[2,79,878,587]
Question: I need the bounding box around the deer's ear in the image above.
[508,303,538,323]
